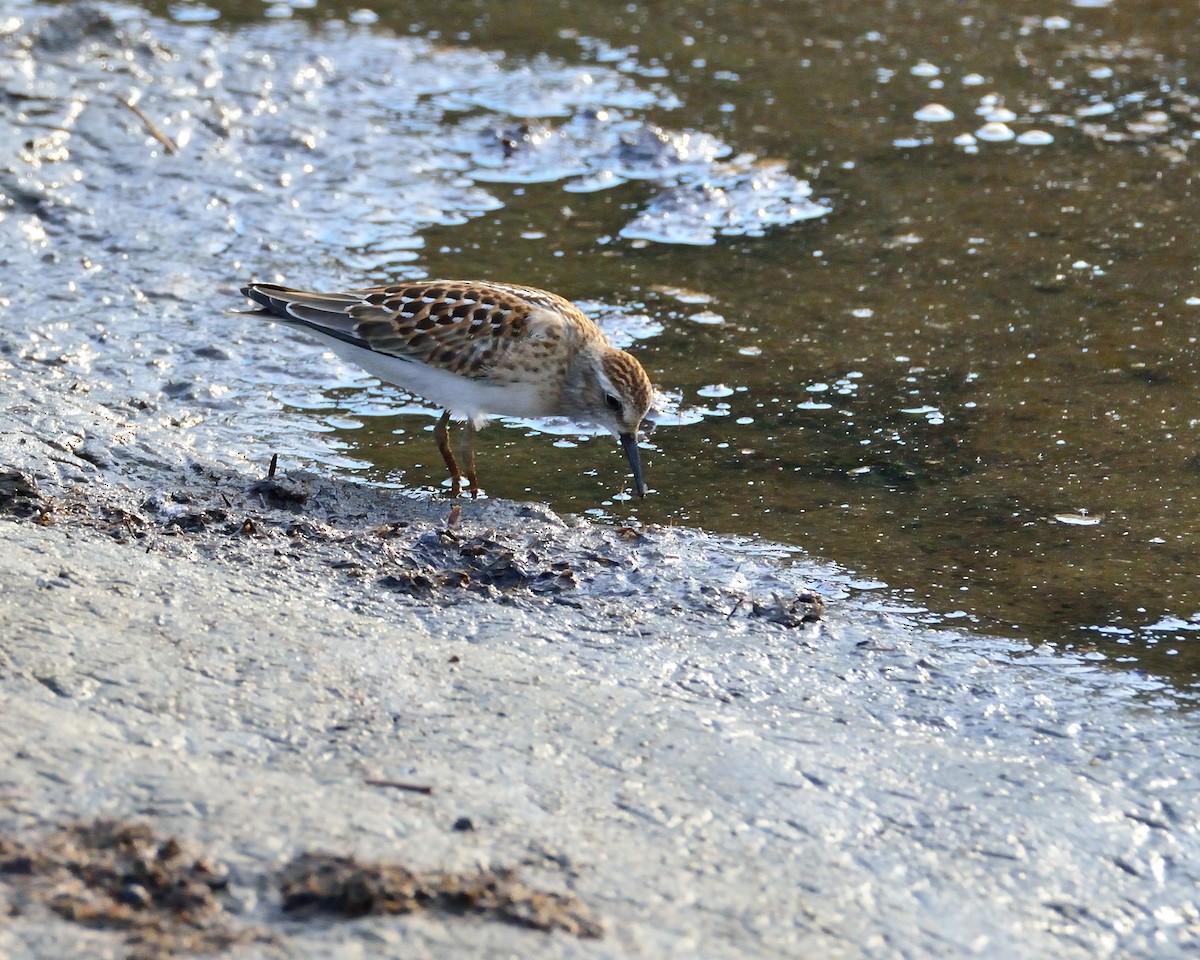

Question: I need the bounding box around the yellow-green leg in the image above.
[460,420,479,499]
[434,410,462,497]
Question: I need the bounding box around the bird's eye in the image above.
[604,393,622,412]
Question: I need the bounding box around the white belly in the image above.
[322,338,556,425]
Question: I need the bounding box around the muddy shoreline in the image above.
[2,384,1200,957]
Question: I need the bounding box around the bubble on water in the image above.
[564,170,627,192]
[1144,616,1200,632]
[850,307,874,318]
[619,162,830,246]
[1071,0,1111,7]
[450,66,675,121]
[893,136,931,148]
[1126,111,1171,136]
[348,8,379,24]
[504,416,605,437]
[1077,101,1115,118]
[654,286,713,304]
[649,397,708,426]
[961,73,986,86]
[910,61,940,77]
[738,346,763,356]
[981,107,1018,123]
[914,103,954,122]
[687,309,725,325]
[170,2,221,20]
[576,302,663,348]
[697,384,735,398]
[797,400,833,410]
[1187,296,1200,306]
[807,383,830,393]
[1016,129,1054,145]
[1089,66,1114,79]
[976,122,1015,142]
[1054,512,1102,526]
[1043,15,1071,29]
[953,133,978,147]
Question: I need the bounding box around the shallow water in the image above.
[13,0,1200,685]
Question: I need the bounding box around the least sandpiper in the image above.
[239,280,654,498]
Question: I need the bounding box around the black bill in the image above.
[619,432,647,498]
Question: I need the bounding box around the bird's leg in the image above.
[434,410,462,497]
[459,420,479,499]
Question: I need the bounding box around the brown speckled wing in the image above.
[348,279,600,376]
[248,280,601,380]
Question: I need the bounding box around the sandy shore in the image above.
[2,400,1199,957]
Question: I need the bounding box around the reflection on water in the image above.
[37,0,1200,685]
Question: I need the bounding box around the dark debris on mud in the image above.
[0,462,823,629]
[0,468,48,520]
[279,852,603,939]
[0,819,272,958]
[0,820,603,954]
[748,592,825,628]
[375,525,580,598]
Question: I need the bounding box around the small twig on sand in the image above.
[268,453,278,479]
[364,778,435,795]
[116,95,178,155]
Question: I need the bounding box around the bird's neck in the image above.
[560,348,602,419]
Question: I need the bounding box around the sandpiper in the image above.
[239,280,654,498]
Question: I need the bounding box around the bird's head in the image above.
[565,347,653,497]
